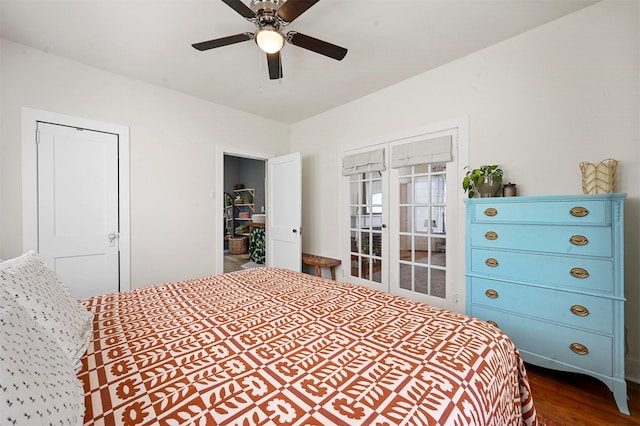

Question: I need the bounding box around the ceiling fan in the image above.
[192,0,348,80]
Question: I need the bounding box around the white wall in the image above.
[0,38,289,287]
[290,1,640,381]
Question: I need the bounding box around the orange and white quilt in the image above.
[78,267,537,426]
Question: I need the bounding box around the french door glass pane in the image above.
[414,236,428,264]
[414,164,429,174]
[399,206,410,232]
[349,172,383,284]
[397,163,447,298]
[415,206,429,232]
[432,269,446,298]
[399,263,411,290]
[415,266,428,294]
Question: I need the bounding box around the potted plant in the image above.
[462,165,504,198]
[240,192,253,204]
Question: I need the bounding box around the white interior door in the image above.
[267,152,302,271]
[37,122,120,298]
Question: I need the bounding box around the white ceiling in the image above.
[0,0,596,124]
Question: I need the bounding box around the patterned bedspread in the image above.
[78,268,537,425]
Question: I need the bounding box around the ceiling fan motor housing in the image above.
[251,0,285,33]
[250,0,284,15]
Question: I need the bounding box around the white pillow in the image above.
[0,287,85,425]
[0,251,94,369]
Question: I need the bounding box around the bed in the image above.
[1,252,537,425]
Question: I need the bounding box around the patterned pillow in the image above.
[0,287,85,425]
[0,251,94,370]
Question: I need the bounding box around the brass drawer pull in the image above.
[570,235,589,246]
[485,231,498,240]
[487,320,499,328]
[485,289,499,299]
[570,206,589,217]
[485,258,499,267]
[570,305,590,316]
[570,343,589,355]
[484,208,498,217]
[570,267,589,279]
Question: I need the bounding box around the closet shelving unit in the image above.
[224,192,235,245]
[233,188,254,236]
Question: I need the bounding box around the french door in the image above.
[346,167,388,293]
[343,125,463,311]
[389,162,449,306]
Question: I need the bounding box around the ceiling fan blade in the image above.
[192,33,254,51]
[286,32,347,60]
[221,0,256,20]
[267,52,283,80]
[276,0,320,24]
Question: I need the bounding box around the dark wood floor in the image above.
[526,363,640,425]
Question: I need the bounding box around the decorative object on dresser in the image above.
[502,182,517,197]
[462,164,504,198]
[465,193,628,415]
[580,158,618,194]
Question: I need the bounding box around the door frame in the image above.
[21,107,131,293]
[215,145,274,275]
[339,115,469,311]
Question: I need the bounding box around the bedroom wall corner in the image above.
[290,0,640,383]
[0,37,289,287]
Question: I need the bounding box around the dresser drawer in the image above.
[470,306,613,377]
[470,200,610,225]
[469,277,613,334]
[470,248,614,293]
[469,224,612,257]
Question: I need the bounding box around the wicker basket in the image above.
[580,159,618,194]
[229,236,247,255]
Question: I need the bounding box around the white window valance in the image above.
[391,135,452,169]
[342,148,386,176]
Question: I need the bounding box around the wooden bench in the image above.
[302,253,341,280]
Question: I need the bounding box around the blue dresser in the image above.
[465,194,628,414]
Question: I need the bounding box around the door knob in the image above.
[108,232,118,247]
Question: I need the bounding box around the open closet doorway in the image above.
[216,145,302,275]
[223,154,267,273]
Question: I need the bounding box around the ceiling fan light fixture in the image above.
[256,28,284,53]
[193,0,347,79]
